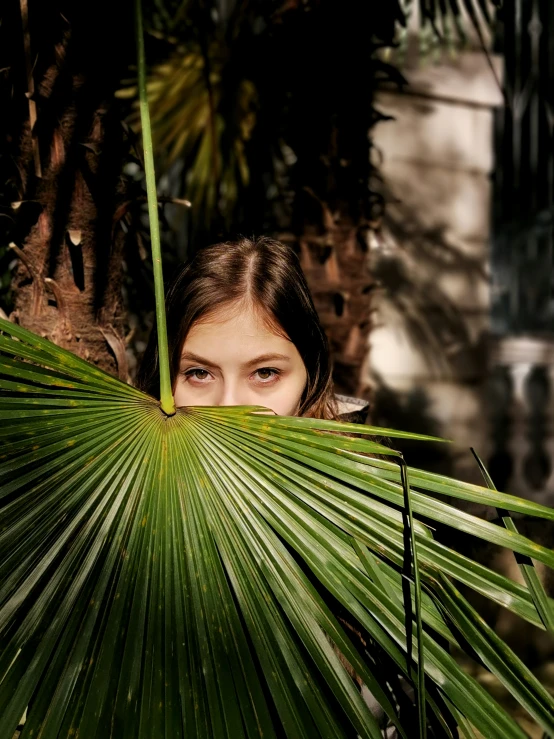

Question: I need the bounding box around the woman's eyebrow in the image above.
[180,351,220,369]
[242,353,291,368]
[179,352,291,369]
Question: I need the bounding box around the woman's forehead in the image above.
[188,300,288,342]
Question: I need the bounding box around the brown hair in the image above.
[137,237,338,419]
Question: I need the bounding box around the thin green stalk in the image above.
[471,448,554,634]
[400,459,427,737]
[135,0,175,416]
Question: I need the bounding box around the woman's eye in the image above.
[253,368,280,383]
[184,368,211,382]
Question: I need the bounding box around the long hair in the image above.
[137,237,338,419]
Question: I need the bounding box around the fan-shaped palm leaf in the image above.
[1,317,554,738]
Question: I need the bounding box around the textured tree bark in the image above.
[285,216,376,400]
[8,2,130,378]
[277,222,377,405]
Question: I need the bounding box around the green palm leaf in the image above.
[1,317,554,738]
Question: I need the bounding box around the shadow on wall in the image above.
[366,183,491,490]
[370,182,489,383]
[365,153,491,479]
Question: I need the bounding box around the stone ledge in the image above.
[490,336,554,366]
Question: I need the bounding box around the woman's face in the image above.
[173,302,308,416]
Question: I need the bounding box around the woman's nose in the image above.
[219,382,244,407]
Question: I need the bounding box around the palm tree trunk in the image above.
[7,1,130,378]
[292,214,376,399]
[279,211,375,401]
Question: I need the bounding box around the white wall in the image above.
[367,50,503,481]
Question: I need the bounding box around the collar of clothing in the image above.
[335,393,370,424]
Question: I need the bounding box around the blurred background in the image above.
[0,1,553,730]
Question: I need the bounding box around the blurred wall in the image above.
[367,50,503,486]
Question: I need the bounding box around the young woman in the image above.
[137,236,369,423]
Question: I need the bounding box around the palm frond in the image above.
[402,0,500,46]
[472,447,554,635]
[117,46,256,228]
[1,317,553,738]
